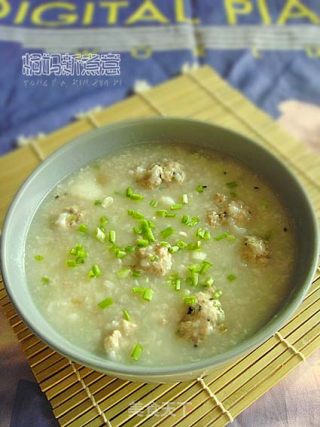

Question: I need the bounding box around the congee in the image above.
[25,144,295,365]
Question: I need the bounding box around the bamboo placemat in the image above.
[0,66,319,427]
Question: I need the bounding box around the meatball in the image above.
[136,160,185,189]
[206,209,220,228]
[104,320,137,360]
[178,292,225,346]
[227,200,251,224]
[136,244,172,276]
[242,235,270,263]
[55,206,82,229]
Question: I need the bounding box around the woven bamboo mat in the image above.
[0,66,319,427]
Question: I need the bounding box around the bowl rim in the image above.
[1,117,319,377]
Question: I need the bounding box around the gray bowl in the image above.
[1,118,319,382]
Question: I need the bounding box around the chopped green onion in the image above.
[156,209,176,218]
[176,240,187,249]
[199,260,213,274]
[132,270,142,277]
[149,200,158,208]
[125,245,135,253]
[131,343,143,361]
[136,239,149,248]
[94,199,102,206]
[190,271,199,286]
[143,288,154,301]
[196,184,207,193]
[111,246,127,259]
[187,240,201,250]
[66,259,77,267]
[214,232,236,242]
[88,264,101,279]
[95,227,106,242]
[169,245,179,254]
[170,203,183,211]
[188,263,202,273]
[41,276,50,285]
[132,287,145,295]
[181,215,200,227]
[78,224,88,233]
[203,277,214,287]
[212,289,223,299]
[34,255,44,261]
[69,243,88,265]
[145,227,155,243]
[183,295,197,305]
[227,273,237,282]
[160,226,174,238]
[108,230,116,244]
[128,209,144,219]
[149,254,159,262]
[226,181,238,189]
[97,297,113,309]
[160,241,171,248]
[182,194,189,204]
[196,228,211,240]
[99,216,108,227]
[123,309,131,321]
[133,225,142,235]
[117,268,131,279]
[126,187,144,201]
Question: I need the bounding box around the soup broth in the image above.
[25,144,295,366]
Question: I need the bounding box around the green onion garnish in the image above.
[160,241,171,248]
[136,239,149,248]
[169,245,179,254]
[97,297,113,309]
[99,216,108,227]
[78,224,88,233]
[34,255,44,261]
[126,187,144,201]
[117,268,131,279]
[160,226,174,238]
[41,276,50,285]
[182,194,189,204]
[181,215,200,227]
[108,230,116,244]
[94,199,102,206]
[66,259,77,267]
[149,200,158,208]
[132,270,142,277]
[196,228,211,240]
[128,209,145,219]
[88,264,101,279]
[183,295,197,305]
[131,343,143,361]
[176,240,187,249]
[187,241,201,250]
[123,309,131,321]
[190,271,199,286]
[212,289,223,299]
[199,260,213,274]
[226,181,238,189]
[113,247,127,258]
[68,244,88,265]
[156,210,176,218]
[95,227,106,242]
[125,245,135,253]
[214,232,236,241]
[170,203,183,211]
[227,273,237,282]
[143,288,154,301]
[196,184,207,193]
[203,277,214,287]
